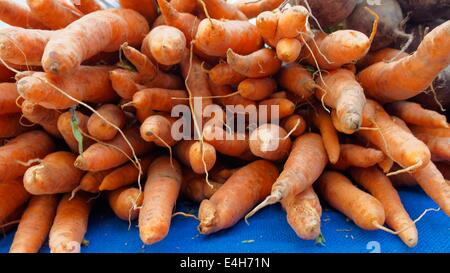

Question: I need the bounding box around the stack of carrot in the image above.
[0,0,449,253]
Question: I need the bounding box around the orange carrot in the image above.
[259,98,296,120]
[0,178,30,224]
[132,88,188,113]
[108,186,143,221]
[316,69,366,134]
[317,171,386,230]
[408,126,450,138]
[49,192,92,253]
[170,0,197,13]
[358,21,450,103]
[281,187,322,240]
[275,5,310,39]
[208,63,245,86]
[175,140,217,174]
[0,83,20,115]
[195,18,262,57]
[238,78,277,101]
[411,130,450,162]
[350,167,418,247]
[0,130,55,182]
[139,156,182,244]
[209,80,255,108]
[77,171,111,193]
[21,100,61,138]
[180,51,213,107]
[386,101,448,128]
[57,111,94,154]
[140,114,178,147]
[202,0,248,20]
[99,156,153,191]
[203,122,249,157]
[276,38,302,64]
[88,104,127,141]
[281,114,307,137]
[0,27,55,66]
[75,126,154,172]
[144,26,186,66]
[182,175,223,203]
[199,160,278,234]
[358,99,431,172]
[277,63,316,101]
[233,0,284,18]
[226,48,281,78]
[357,48,409,70]
[110,69,143,100]
[119,0,158,23]
[42,8,149,75]
[9,195,59,253]
[310,107,340,164]
[255,10,280,47]
[249,123,292,161]
[333,144,385,170]
[23,151,85,195]
[246,133,327,218]
[0,0,46,29]
[0,113,33,138]
[27,0,82,30]
[71,0,102,14]
[17,66,118,109]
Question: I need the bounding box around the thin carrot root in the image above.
[387,160,423,177]
[245,194,280,224]
[172,212,199,221]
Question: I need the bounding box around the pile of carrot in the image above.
[0,0,449,253]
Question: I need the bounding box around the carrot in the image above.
[0,83,20,115]
[203,122,249,157]
[0,113,32,138]
[408,126,450,138]
[109,187,143,221]
[77,170,111,194]
[121,45,184,90]
[139,156,182,244]
[249,123,292,161]
[199,160,278,234]
[277,63,316,101]
[233,0,284,18]
[0,0,46,29]
[255,10,280,47]
[358,21,450,103]
[357,48,409,70]
[281,187,322,240]
[99,156,154,191]
[237,78,277,101]
[75,126,154,172]
[110,69,143,100]
[350,167,418,247]
[180,51,213,106]
[317,171,385,230]
[202,0,248,20]
[57,111,94,154]
[276,5,310,39]
[412,130,450,161]
[259,98,295,120]
[194,19,262,57]
[316,69,366,134]
[391,115,412,133]
[156,0,200,44]
[310,107,340,164]
[181,169,223,203]
[246,133,327,219]
[21,100,61,138]
[209,80,255,109]
[276,38,302,64]
[0,130,55,182]
[358,99,431,172]
[71,0,102,14]
[9,195,59,253]
[42,9,149,75]
[226,48,281,78]
[118,0,158,23]
[144,26,186,66]
[412,161,450,217]
[281,114,307,137]
[333,144,385,170]
[386,101,448,128]
[27,0,82,30]
[140,114,178,147]
[0,178,30,224]
[23,151,84,195]
[49,192,92,253]
[208,63,245,86]
[132,88,188,113]
[0,27,55,66]
[88,104,126,141]
[170,0,197,13]
[17,66,118,110]
[175,140,217,174]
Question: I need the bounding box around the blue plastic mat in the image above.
[1,186,449,253]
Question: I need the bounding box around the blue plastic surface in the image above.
[1,186,449,253]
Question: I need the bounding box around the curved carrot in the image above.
[109,187,143,221]
[317,171,385,230]
[139,156,183,244]
[310,107,340,164]
[333,144,385,170]
[21,100,61,138]
[358,21,450,103]
[199,160,278,234]
[226,48,281,78]
[0,130,55,182]
[27,0,82,30]
[10,195,59,253]
[156,0,199,43]
[49,192,92,253]
[88,104,127,141]
[386,101,448,129]
[0,178,30,224]
[249,123,292,161]
[42,9,149,75]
